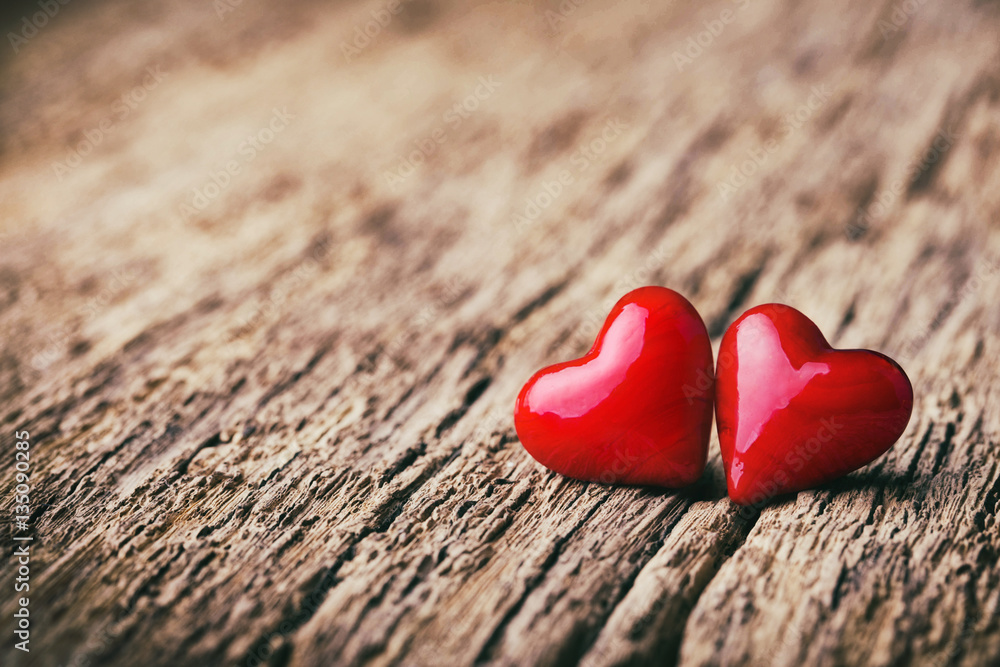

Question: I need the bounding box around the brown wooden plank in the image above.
[1,1,999,666]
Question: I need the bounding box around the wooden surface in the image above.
[2,0,1000,665]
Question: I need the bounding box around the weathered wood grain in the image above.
[1,0,999,666]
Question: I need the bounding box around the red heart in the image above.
[514,286,714,487]
[716,304,913,506]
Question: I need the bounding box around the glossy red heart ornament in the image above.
[514,286,714,487]
[716,304,913,506]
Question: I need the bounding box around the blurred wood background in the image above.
[1,0,999,665]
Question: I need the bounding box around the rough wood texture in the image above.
[2,0,999,666]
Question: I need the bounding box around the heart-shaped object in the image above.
[716,304,913,506]
[514,286,714,487]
